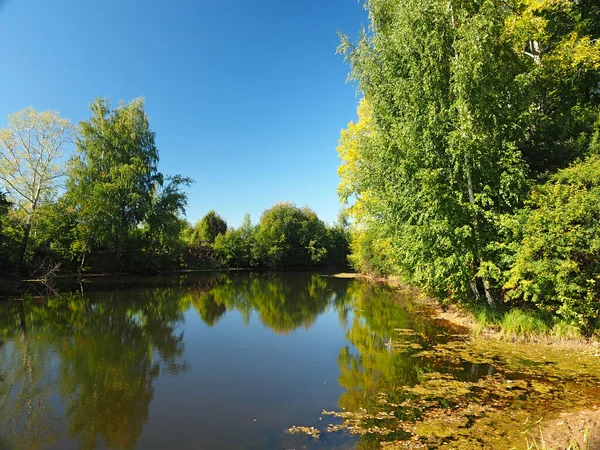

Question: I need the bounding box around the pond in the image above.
[1,272,599,449]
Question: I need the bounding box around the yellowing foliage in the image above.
[337,97,373,205]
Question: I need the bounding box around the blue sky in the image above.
[0,0,367,227]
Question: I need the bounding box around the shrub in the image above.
[504,155,600,332]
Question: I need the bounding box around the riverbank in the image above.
[330,272,600,449]
[331,272,600,346]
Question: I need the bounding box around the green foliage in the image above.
[213,213,255,267]
[0,191,19,272]
[195,210,227,245]
[66,98,191,272]
[325,220,351,267]
[339,0,529,303]
[253,202,329,268]
[141,175,192,269]
[0,107,73,267]
[339,0,600,332]
[347,227,394,276]
[27,199,79,267]
[505,155,600,332]
[212,208,350,269]
[504,0,600,176]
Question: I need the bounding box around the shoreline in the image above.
[332,272,600,348]
[332,272,600,448]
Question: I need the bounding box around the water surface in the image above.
[1,272,599,449]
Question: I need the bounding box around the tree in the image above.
[503,0,600,175]
[213,213,255,267]
[195,210,227,245]
[0,190,10,238]
[504,154,600,332]
[253,202,328,268]
[339,0,528,304]
[0,107,73,265]
[67,97,190,271]
[143,175,192,269]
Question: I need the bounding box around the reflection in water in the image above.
[0,288,191,450]
[324,281,600,449]
[1,273,598,449]
[189,273,348,333]
[0,273,351,449]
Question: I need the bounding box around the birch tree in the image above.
[338,0,528,304]
[0,107,73,264]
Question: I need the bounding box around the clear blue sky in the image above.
[0,0,367,227]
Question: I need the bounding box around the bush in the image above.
[504,155,600,332]
[253,202,329,268]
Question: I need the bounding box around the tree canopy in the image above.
[66,97,191,271]
[195,210,228,245]
[0,107,73,265]
[338,0,600,331]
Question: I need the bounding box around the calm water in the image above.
[1,272,597,450]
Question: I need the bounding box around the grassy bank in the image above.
[466,303,588,342]
[338,273,600,345]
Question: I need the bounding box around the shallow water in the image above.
[0,272,598,449]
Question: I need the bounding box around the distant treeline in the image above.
[188,206,349,270]
[0,99,349,276]
[338,0,600,333]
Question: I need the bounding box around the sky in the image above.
[0,0,367,227]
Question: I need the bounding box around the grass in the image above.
[467,303,584,342]
[525,426,589,450]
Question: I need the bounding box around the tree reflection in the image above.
[0,301,58,449]
[0,273,358,450]
[189,273,349,334]
[0,287,190,450]
[334,281,445,447]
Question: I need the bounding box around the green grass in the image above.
[525,426,589,450]
[500,308,550,339]
[466,303,583,342]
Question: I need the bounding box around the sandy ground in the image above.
[540,406,600,449]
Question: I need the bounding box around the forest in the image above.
[337,0,600,334]
[0,98,349,277]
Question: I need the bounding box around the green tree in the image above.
[142,174,192,269]
[339,0,528,304]
[504,154,600,332]
[66,97,190,271]
[0,107,73,266]
[503,0,600,175]
[253,202,328,268]
[27,199,79,269]
[213,213,255,267]
[0,191,14,268]
[195,210,227,245]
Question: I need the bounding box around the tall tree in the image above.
[503,0,600,175]
[67,97,190,270]
[339,0,529,304]
[0,107,73,265]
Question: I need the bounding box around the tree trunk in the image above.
[465,159,495,306]
[18,215,33,267]
[18,300,27,333]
